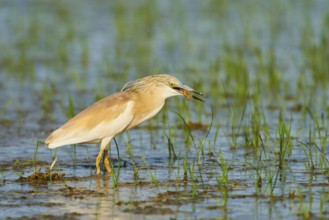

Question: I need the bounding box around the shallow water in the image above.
[1,0,329,219]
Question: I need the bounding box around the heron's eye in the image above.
[169,82,175,87]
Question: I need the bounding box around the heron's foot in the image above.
[96,166,101,175]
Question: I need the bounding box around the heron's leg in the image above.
[95,150,103,175]
[96,137,112,175]
[103,150,112,174]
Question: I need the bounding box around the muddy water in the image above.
[1,0,329,219]
[1,127,328,219]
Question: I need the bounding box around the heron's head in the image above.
[122,74,205,102]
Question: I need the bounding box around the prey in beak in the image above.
[173,85,206,102]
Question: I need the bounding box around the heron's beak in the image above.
[173,85,206,102]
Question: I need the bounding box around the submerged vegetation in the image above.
[0,0,329,219]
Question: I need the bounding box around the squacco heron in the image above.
[45,74,204,175]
